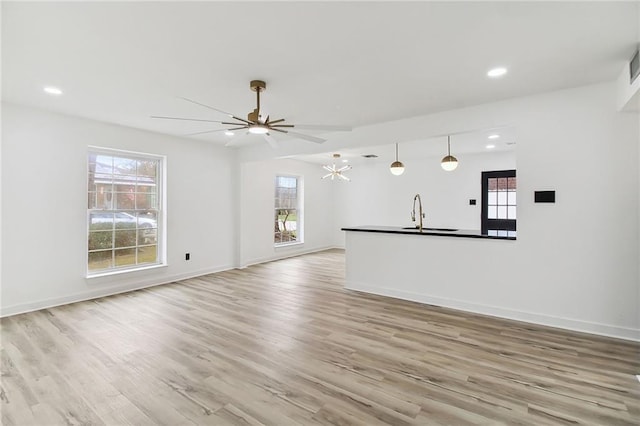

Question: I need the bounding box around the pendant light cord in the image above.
[395,143,399,161]
[447,135,451,156]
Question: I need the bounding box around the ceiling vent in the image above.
[362,154,379,158]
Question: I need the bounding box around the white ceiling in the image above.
[2,1,638,151]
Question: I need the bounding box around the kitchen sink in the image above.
[402,227,458,232]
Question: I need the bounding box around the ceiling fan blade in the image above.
[150,115,225,123]
[267,118,286,125]
[263,133,279,149]
[178,96,253,125]
[270,124,295,128]
[178,97,234,116]
[286,131,326,144]
[183,128,234,136]
[291,124,352,132]
[222,121,250,127]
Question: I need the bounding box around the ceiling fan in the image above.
[151,80,351,149]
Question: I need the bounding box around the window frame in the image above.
[481,169,516,236]
[86,146,167,277]
[274,174,303,247]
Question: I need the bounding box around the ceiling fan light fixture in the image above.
[389,143,405,176]
[441,136,459,171]
[248,124,269,134]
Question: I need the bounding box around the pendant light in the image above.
[390,143,405,176]
[441,135,458,171]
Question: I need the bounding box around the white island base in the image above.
[343,227,536,327]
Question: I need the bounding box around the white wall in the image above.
[1,103,236,316]
[334,83,639,340]
[336,150,515,234]
[238,158,339,266]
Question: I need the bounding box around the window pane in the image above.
[507,191,516,206]
[137,211,157,228]
[114,230,137,248]
[497,191,507,205]
[90,212,114,230]
[138,228,157,245]
[88,250,113,271]
[115,191,136,210]
[488,206,497,219]
[89,231,113,250]
[114,248,136,266]
[497,206,507,219]
[137,246,157,264]
[135,193,156,210]
[94,156,113,174]
[114,212,138,229]
[137,160,157,177]
[508,206,517,219]
[113,157,137,175]
[488,191,497,205]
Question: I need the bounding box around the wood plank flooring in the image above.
[1,248,639,425]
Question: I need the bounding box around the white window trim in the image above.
[86,146,167,277]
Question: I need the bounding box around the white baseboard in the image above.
[240,245,342,269]
[0,264,234,318]
[346,281,640,342]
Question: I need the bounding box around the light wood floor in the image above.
[1,249,639,425]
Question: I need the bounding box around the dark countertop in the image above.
[341,225,516,240]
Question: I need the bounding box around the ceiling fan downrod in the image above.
[249,80,266,122]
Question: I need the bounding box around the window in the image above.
[481,170,516,237]
[274,175,302,245]
[87,148,164,275]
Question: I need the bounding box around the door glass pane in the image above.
[488,191,497,205]
[488,206,497,219]
[507,191,516,205]
[497,191,507,205]
[497,206,507,219]
[488,178,497,191]
[508,206,516,219]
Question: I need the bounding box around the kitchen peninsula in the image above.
[341,225,519,323]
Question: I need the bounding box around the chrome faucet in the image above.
[411,193,425,232]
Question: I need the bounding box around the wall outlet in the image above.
[469,199,476,205]
[185,253,190,261]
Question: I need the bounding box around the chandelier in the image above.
[322,153,352,181]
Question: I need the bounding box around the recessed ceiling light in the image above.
[486,144,496,149]
[488,134,500,139]
[487,67,507,78]
[43,86,63,95]
[224,131,235,136]
[342,159,349,163]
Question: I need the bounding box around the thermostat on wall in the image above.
[534,191,555,203]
